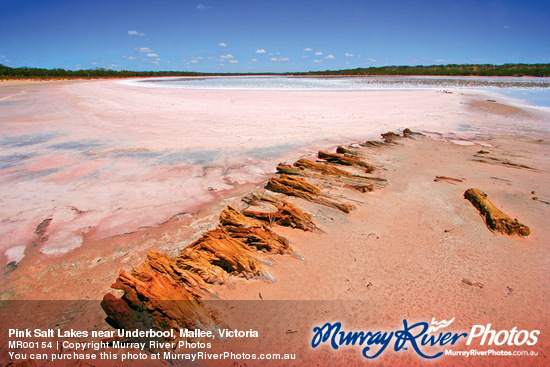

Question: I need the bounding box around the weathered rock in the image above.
[266,174,321,196]
[35,217,52,239]
[266,174,355,213]
[101,133,394,344]
[294,158,353,177]
[434,176,463,183]
[291,159,386,189]
[225,226,291,254]
[220,206,292,254]
[381,131,401,143]
[464,188,530,236]
[402,128,422,138]
[177,228,263,283]
[137,251,210,296]
[472,155,537,171]
[243,193,320,232]
[103,269,221,340]
[317,151,376,173]
[219,206,263,228]
[276,163,303,175]
[3,261,17,275]
[362,140,385,147]
[336,146,358,156]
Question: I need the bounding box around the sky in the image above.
[1,0,549,73]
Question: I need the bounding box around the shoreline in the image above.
[1,128,548,366]
[0,80,548,293]
[0,79,548,365]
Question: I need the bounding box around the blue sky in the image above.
[1,0,549,73]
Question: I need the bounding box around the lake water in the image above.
[131,75,550,108]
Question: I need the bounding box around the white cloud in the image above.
[147,53,158,57]
[345,53,355,57]
[220,54,234,59]
[192,56,203,60]
[303,48,312,51]
[218,42,228,47]
[325,54,335,59]
[250,58,258,63]
[123,56,137,60]
[367,58,377,62]
[196,3,205,10]
[302,55,308,58]
[107,63,118,69]
[313,60,323,63]
[255,49,266,54]
[138,47,153,53]
[271,57,290,62]
[228,60,238,63]
[151,61,159,64]
[314,51,323,56]
[190,60,199,63]
[128,30,145,37]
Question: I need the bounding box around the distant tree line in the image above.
[1,63,549,79]
[0,64,211,79]
[302,63,550,77]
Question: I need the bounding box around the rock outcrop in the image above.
[317,151,376,172]
[101,139,390,348]
[464,188,530,236]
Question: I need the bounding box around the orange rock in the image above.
[267,174,321,195]
[219,206,263,227]
[464,188,530,236]
[381,131,401,143]
[226,226,291,254]
[177,228,263,283]
[103,269,220,338]
[137,251,210,296]
[336,146,359,155]
[317,151,375,173]
[294,158,353,177]
[243,193,320,232]
[266,174,355,213]
[276,162,303,175]
[220,206,292,254]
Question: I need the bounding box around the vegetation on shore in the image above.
[302,63,550,77]
[1,63,549,80]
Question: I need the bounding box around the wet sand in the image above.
[0,79,549,366]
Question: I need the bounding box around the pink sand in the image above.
[0,79,548,263]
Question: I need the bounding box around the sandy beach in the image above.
[0,79,549,366]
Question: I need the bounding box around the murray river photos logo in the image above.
[311,318,540,359]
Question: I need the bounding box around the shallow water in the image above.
[132,75,550,108]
